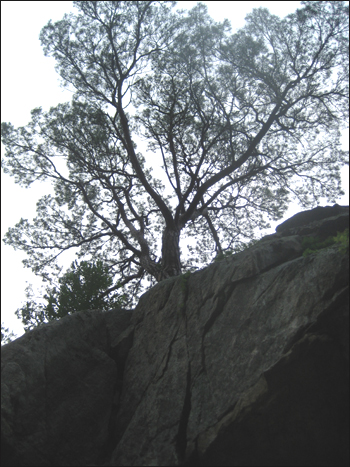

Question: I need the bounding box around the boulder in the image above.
[1,206,349,466]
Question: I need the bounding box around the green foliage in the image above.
[1,324,17,346]
[15,260,126,332]
[214,250,234,262]
[179,271,191,292]
[301,229,349,257]
[301,235,335,256]
[333,228,349,254]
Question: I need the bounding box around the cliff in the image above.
[1,205,349,466]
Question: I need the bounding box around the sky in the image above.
[1,1,349,339]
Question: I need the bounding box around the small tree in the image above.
[1,324,17,346]
[2,1,349,304]
[15,259,126,332]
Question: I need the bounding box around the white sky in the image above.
[1,1,349,339]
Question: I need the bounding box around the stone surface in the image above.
[1,309,133,466]
[275,204,349,236]
[1,206,349,466]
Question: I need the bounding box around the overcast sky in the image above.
[1,1,349,339]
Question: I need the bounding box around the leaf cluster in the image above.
[301,228,349,256]
[15,259,127,332]
[1,324,17,346]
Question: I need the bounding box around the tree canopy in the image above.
[2,1,349,304]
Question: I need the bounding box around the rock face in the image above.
[1,205,349,466]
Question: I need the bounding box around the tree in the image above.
[15,259,126,332]
[1,324,17,346]
[2,1,348,304]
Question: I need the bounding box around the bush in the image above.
[302,229,349,257]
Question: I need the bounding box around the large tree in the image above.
[2,1,348,302]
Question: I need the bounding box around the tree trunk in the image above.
[160,227,182,279]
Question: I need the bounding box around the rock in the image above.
[1,206,349,466]
[1,309,133,466]
[276,204,349,236]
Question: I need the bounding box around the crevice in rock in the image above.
[200,289,232,372]
[321,258,349,302]
[154,327,180,382]
[202,294,227,339]
[215,401,238,425]
[136,276,177,323]
[108,327,134,379]
[281,323,313,355]
[99,327,135,464]
[109,324,182,457]
[176,364,192,464]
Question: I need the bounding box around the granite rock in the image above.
[1,206,349,466]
